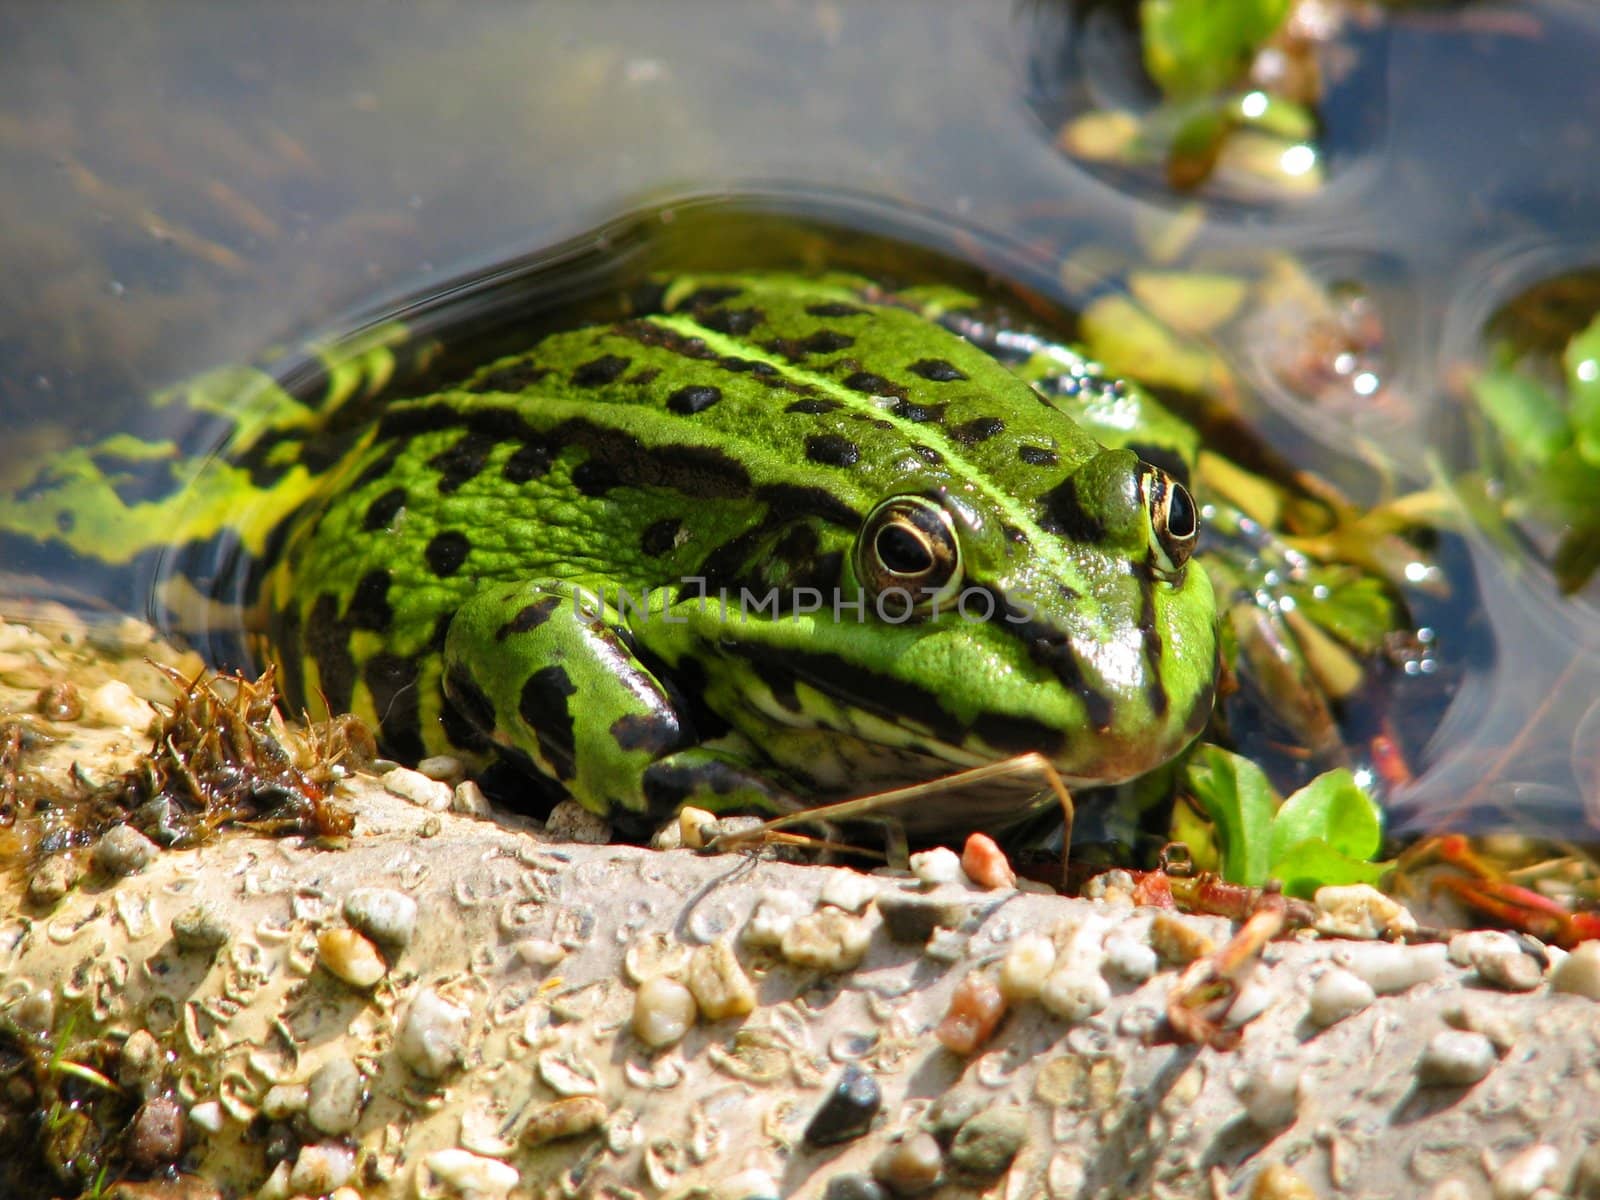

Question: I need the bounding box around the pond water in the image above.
[1,1,1597,845]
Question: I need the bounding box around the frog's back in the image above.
[264,273,1118,753]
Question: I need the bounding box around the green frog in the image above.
[2,272,1232,836]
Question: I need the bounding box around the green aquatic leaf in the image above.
[1184,754,1392,895]
[1553,522,1600,594]
[1470,364,1570,468]
[1289,568,1398,656]
[1141,0,1292,100]
[1165,101,1230,188]
[1561,311,1600,465]
[1128,270,1250,335]
[1269,838,1391,898]
[1081,293,1231,395]
[1231,90,1315,139]
[1183,745,1276,887]
[1270,769,1391,898]
[1271,768,1382,864]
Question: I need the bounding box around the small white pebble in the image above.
[398,988,470,1080]
[1307,967,1375,1028]
[1038,966,1110,1024]
[118,1028,163,1093]
[1334,941,1447,995]
[416,754,465,783]
[650,815,685,850]
[419,1148,520,1200]
[741,890,809,949]
[261,1082,309,1120]
[998,933,1057,1002]
[1550,940,1600,1000]
[257,1159,292,1200]
[1102,932,1158,983]
[545,799,612,843]
[1447,929,1521,968]
[1417,1029,1497,1087]
[909,846,964,887]
[820,869,878,914]
[452,779,492,816]
[1313,883,1418,939]
[290,1141,356,1194]
[103,615,157,651]
[188,1100,224,1133]
[1236,1060,1302,1131]
[632,976,698,1048]
[170,901,230,953]
[1489,1142,1563,1200]
[383,766,452,810]
[1456,933,1543,993]
[514,938,568,967]
[94,824,159,876]
[27,855,79,906]
[343,887,418,950]
[622,932,692,984]
[306,1057,365,1135]
[1225,968,1275,1028]
[1081,868,1137,904]
[82,680,156,731]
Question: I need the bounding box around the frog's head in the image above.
[847,447,1215,784]
[681,445,1218,792]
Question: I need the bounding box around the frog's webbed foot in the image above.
[638,739,795,817]
[442,580,787,827]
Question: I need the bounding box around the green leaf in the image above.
[1289,568,1399,656]
[1081,293,1230,395]
[1270,768,1383,864]
[1268,770,1391,896]
[1562,312,1600,465]
[1231,91,1315,139]
[1552,520,1600,594]
[1269,838,1392,898]
[1141,0,1292,100]
[1183,745,1277,886]
[1470,366,1570,467]
[1538,447,1600,514]
[1165,101,1230,188]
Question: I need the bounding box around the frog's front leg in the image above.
[442,580,789,825]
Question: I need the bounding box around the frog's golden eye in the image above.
[1144,468,1198,577]
[856,496,963,611]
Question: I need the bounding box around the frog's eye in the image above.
[855,496,963,611]
[1143,468,1198,577]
